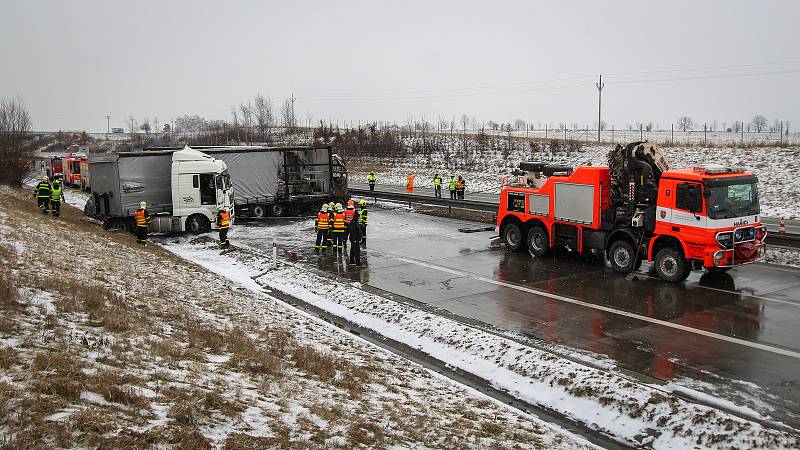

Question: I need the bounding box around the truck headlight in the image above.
[713,251,725,265]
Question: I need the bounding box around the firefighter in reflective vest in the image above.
[326,202,336,249]
[406,174,414,193]
[344,199,356,247]
[216,208,231,249]
[33,176,51,214]
[449,175,457,200]
[367,172,377,191]
[314,203,330,253]
[433,174,443,198]
[456,176,465,200]
[358,198,368,247]
[133,201,152,245]
[332,203,346,252]
[49,179,64,216]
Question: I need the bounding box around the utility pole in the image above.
[596,74,604,143]
[105,115,111,133]
[290,92,296,128]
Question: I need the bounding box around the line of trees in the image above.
[0,97,33,186]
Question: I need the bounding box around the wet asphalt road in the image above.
[233,204,800,426]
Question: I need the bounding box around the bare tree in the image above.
[0,96,32,186]
[281,98,296,130]
[677,116,694,132]
[752,114,768,132]
[230,107,240,142]
[153,116,159,133]
[732,121,741,133]
[140,117,151,134]
[460,114,469,131]
[253,94,273,139]
[239,102,253,142]
[513,118,526,130]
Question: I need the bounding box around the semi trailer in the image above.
[497,141,766,282]
[145,144,347,218]
[84,146,234,234]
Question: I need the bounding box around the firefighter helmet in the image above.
[139,201,146,209]
[358,199,366,206]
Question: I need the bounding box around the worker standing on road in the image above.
[49,179,64,216]
[347,210,363,266]
[326,202,336,249]
[344,199,356,247]
[332,203,346,253]
[314,204,330,253]
[216,208,231,249]
[358,198,368,247]
[133,201,152,246]
[34,176,51,214]
[449,175,456,200]
[406,174,414,193]
[433,174,443,198]
[367,172,377,192]
[455,176,465,200]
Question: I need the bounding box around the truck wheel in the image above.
[271,204,286,217]
[608,240,639,273]
[110,219,130,233]
[527,225,550,257]
[654,247,690,282]
[503,223,524,252]
[186,215,210,235]
[707,267,731,273]
[251,204,267,218]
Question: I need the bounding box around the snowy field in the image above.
[348,138,800,219]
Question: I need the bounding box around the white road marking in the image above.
[393,256,800,360]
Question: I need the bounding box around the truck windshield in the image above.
[705,180,759,219]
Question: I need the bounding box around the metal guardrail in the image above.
[348,187,498,213]
[349,187,800,249]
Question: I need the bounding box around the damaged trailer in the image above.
[146,144,347,218]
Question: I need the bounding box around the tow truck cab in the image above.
[497,162,766,283]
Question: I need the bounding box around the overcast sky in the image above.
[2,0,798,132]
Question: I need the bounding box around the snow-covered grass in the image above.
[0,186,592,449]
[162,228,800,449]
[348,138,800,219]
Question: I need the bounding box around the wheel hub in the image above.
[614,248,630,267]
[660,257,678,276]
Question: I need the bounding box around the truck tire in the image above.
[527,225,550,257]
[186,215,210,235]
[654,247,691,282]
[608,240,639,273]
[109,219,131,233]
[503,223,524,252]
[271,204,286,217]
[707,267,731,274]
[250,204,267,218]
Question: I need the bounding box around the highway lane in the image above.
[236,205,800,426]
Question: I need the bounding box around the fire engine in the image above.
[45,156,64,180]
[497,141,766,282]
[63,153,87,188]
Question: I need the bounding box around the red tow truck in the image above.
[496,141,766,282]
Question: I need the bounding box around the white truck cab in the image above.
[169,147,234,234]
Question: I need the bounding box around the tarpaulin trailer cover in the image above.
[89,152,173,217]
[201,147,332,201]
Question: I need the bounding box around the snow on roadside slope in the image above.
[161,237,800,449]
[0,186,594,449]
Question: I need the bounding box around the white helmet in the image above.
[335,203,343,210]
[321,204,329,212]
[139,201,147,209]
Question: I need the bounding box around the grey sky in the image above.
[2,0,798,132]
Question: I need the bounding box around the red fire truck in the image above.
[63,153,87,187]
[45,156,64,181]
[497,141,766,282]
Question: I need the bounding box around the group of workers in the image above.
[367,171,467,199]
[33,176,65,216]
[315,198,368,266]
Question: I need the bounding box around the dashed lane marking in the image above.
[393,256,800,360]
